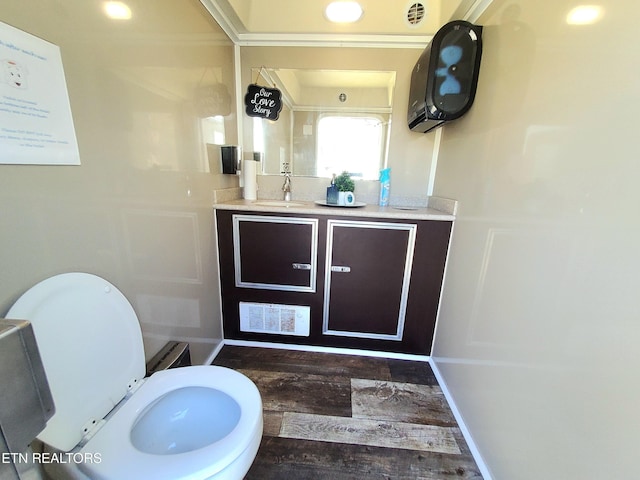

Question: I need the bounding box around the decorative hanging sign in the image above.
[244,84,282,120]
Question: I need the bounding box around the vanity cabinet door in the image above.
[323,219,417,340]
[232,214,318,292]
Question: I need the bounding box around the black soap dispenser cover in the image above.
[326,174,338,205]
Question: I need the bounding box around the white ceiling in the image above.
[199,0,492,47]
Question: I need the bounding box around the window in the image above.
[316,115,384,180]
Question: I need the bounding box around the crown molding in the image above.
[199,0,491,49]
[199,0,243,43]
[462,0,494,23]
[234,32,432,49]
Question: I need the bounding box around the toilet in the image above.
[7,272,263,480]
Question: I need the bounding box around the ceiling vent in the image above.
[405,2,426,27]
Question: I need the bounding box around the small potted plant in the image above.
[334,171,356,206]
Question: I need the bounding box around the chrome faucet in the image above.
[282,173,292,201]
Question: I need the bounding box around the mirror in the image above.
[252,68,396,180]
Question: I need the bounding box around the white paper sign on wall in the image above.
[0,21,80,165]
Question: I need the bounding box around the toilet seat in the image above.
[7,272,146,451]
[8,272,264,479]
[78,365,263,480]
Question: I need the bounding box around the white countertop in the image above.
[214,198,455,221]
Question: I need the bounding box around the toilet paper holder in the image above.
[0,319,54,460]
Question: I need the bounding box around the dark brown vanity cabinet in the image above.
[215,209,452,355]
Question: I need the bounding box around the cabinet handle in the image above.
[330,265,351,273]
[292,263,312,270]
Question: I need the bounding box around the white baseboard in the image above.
[429,359,493,480]
[216,338,430,362]
[202,340,226,365]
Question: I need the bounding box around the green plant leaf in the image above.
[335,171,355,192]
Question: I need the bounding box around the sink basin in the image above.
[252,200,306,208]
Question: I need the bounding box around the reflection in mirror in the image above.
[108,44,235,173]
[253,68,395,180]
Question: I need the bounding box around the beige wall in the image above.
[0,0,239,364]
[432,0,640,478]
[240,46,438,203]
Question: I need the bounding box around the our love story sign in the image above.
[244,84,283,121]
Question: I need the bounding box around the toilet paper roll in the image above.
[243,160,257,200]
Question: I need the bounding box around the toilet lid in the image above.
[7,272,145,451]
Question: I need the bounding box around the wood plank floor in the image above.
[213,346,483,479]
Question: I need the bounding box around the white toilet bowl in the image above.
[7,273,263,480]
[80,366,262,480]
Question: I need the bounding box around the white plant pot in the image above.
[338,191,355,206]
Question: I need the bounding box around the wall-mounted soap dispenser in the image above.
[0,319,55,480]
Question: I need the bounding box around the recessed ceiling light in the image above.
[103,1,132,20]
[325,1,363,23]
[566,5,603,25]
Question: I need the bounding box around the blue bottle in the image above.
[379,168,390,206]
